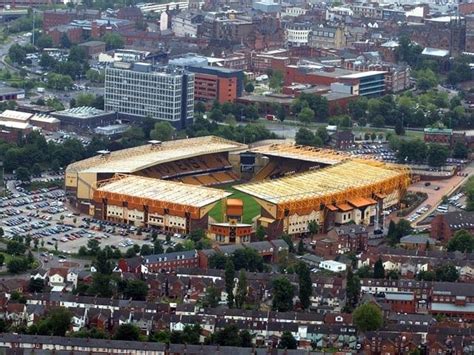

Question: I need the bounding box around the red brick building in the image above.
[423,127,453,145]
[43,9,100,31]
[430,211,474,242]
[187,66,244,104]
[333,224,369,253]
[47,25,83,46]
[384,292,416,313]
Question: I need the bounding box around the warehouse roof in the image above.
[96,174,231,208]
[250,143,350,165]
[67,136,247,174]
[234,160,408,205]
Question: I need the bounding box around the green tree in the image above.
[373,258,385,279]
[296,262,312,309]
[278,331,297,349]
[346,268,360,310]
[353,303,383,332]
[195,101,206,114]
[269,70,283,91]
[114,324,140,341]
[447,230,474,253]
[427,144,449,167]
[434,263,459,282]
[123,280,148,300]
[232,248,264,272]
[103,32,124,50]
[86,68,104,83]
[295,128,322,147]
[235,269,247,309]
[255,225,266,241]
[272,277,294,312]
[7,240,26,255]
[308,221,319,235]
[298,107,315,124]
[452,141,468,159]
[244,82,254,93]
[31,163,42,176]
[0,254,4,267]
[225,259,235,308]
[15,167,30,182]
[39,53,57,69]
[203,286,220,308]
[7,257,29,274]
[36,35,53,49]
[60,33,71,48]
[150,121,174,141]
[297,239,305,255]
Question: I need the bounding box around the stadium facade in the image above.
[65,138,410,237]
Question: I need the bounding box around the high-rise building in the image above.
[104,62,194,129]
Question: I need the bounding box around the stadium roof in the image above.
[234,160,409,206]
[67,136,247,174]
[250,143,350,165]
[95,174,231,208]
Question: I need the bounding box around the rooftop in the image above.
[235,159,409,207]
[250,143,350,165]
[0,86,24,95]
[95,174,231,209]
[385,292,414,301]
[441,211,474,229]
[0,110,32,122]
[66,136,247,174]
[400,235,437,245]
[54,106,109,119]
[340,70,387,79]
[422,47,450,57]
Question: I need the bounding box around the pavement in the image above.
[408,163,473,228]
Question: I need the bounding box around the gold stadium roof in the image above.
[66,136,247,174]
[250,143,351,165]
[234,160,410,206]
[95,174,232,209]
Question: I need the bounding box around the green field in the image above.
[209,186,260,224]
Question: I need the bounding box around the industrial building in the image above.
[104,62,195,129]
[234,143,410,238]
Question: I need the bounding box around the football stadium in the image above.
[65,137,410,237]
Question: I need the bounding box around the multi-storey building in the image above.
[466,15,474,53]
[104,62,194,129]
[285,23,312,47]
[309,26,347,49]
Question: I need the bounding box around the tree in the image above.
[39,53,57,69]
[255,225,266,241]
[31,163,42,177]
[87,239,100,255]
[308,221,319,235]
[447,230,474,253]
[86,69,104,83]
[272,277,294,312]
[232,248,264,272]
[434,263,459,282]
[195,101,206,114]
[373,258,385,279]
[295,128,322,147]
[15,167,30,182]
[297,239,305,255]
[123,280,148,300]
[353,303,383,332]
[276,104,286,122]
[140,244,153,256]
[35,35,53,49]
[346,268,360,310]
[224,259,235,308]
[60,33,71,48]
[235,269,247,309]
[395,119,405,135]
[208,253,227,269]
[0,254,4,267]
[298,107,315,124]
[6,257,29,274]
[103,32,124,50]
[278,331,297,349]
[114,324,140,341]
[282,234,295,253]
[296,262,312,309]
[150,121,174,141]
[203,286,220,308]
[453,141,468,159]
[427,144,449,167]
[7,240,26,255]
[269,70,283,91]
[244,82,254,93]
[211,324,244,347]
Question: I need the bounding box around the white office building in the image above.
[104,62,194,129]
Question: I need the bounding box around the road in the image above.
[409,163,474,227]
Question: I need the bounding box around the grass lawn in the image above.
[209,186,260,224]
[0,252,14,265]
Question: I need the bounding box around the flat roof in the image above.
[96,174,231,209]
[234,159,407,205]
[250,143,350,165]
[340,70,387,79]
[0,86,24,95]
[53,106,109,119]
[0,120,32,130]
[67,136,247,174]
